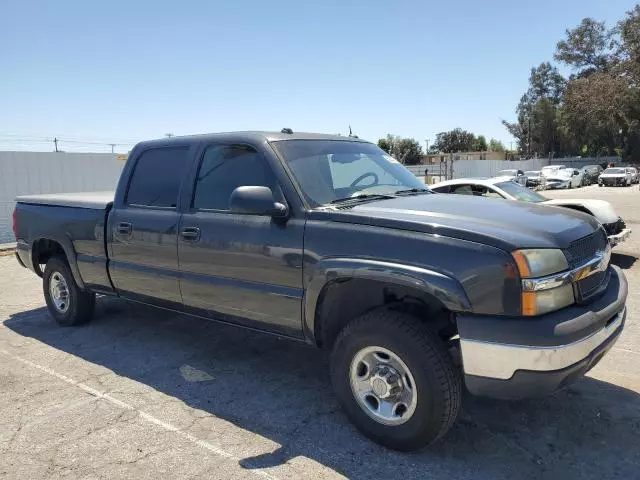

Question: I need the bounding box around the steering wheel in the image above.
[350,172,379,188]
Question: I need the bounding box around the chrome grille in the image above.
[564,229,608,268]
[577,270,607,299]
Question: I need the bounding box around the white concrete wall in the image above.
[408,159,550,182]
[451,158,549,179]
[0,151,125,243]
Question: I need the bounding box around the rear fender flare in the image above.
[31,235,85,289]
[303,258,471,343]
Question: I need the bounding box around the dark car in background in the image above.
[581,165,603,186]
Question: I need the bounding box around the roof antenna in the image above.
[348,125,358,138]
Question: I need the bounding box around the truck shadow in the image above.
[611,252,637,270]
[5,300,640,480]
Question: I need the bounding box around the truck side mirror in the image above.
[230,186,288,218]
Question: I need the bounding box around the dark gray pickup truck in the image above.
[14,131,627,450]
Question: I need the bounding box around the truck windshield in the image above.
[604,168,625,174]
[272,140,428,207]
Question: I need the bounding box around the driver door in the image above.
[178,143,305,338]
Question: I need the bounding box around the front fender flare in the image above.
[303,258,471,343]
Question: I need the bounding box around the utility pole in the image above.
[527,114,532,159]
[109,143,115,153]
[54,137,59,152]
[425,138,430,153]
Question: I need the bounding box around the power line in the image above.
[0,133,137,153]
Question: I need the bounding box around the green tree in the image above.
[618,5,640,81]
[376,134,424,164]
[563,73,631,156]
[472,135,488,151]
[432,128,475,153]
[502,62,567,157]
[377,136,392,154]
[488,138,505,151]
[554,18,617,76]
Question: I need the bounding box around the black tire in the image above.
[330,309,461,451]
[43,256,95,326]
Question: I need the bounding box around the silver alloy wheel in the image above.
[49,271,70,313]
[349,346,418,426]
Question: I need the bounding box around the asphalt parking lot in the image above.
[1,184,638,480]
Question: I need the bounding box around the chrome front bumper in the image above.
[457,265,627,398]
[460,307,624,380]
[609,228,632,247]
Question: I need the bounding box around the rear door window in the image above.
[126,147,190,208]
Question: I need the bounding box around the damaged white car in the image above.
[431,177,632,246]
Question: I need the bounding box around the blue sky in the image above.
[1,0,638,152]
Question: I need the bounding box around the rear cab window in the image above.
[126,147,190,208]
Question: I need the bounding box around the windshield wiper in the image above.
[329,193,396,205]
[393,188,432,196]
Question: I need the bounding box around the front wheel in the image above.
[43,256,95,326]
[330,309,461,451]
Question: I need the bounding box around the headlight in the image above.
[512,249,574,316]
[512,249,569,278]
[521,284,575,316]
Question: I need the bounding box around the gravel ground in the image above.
[1,184,638,480]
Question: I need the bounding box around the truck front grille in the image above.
[577,270,607,300]
[564,229,608,269]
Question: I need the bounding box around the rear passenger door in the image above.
[178,143,305,337]
[108,146,190,308]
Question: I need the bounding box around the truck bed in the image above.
[15,191,115,209]
[14,191,115,294]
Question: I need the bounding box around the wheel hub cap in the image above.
[49,272,70,313]
[349,346,418,426]
[370,366,401,399]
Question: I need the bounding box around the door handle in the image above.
[117,222,132,235]
[180,226,201,241]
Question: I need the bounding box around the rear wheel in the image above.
[43,257,95,326]
[330,309,461,451]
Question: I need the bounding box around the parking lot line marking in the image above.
[0,349,280,480]
[614,347,640,356]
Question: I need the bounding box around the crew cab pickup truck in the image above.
[14,131,628,451]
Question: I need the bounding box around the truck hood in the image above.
[326,194,599,251]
